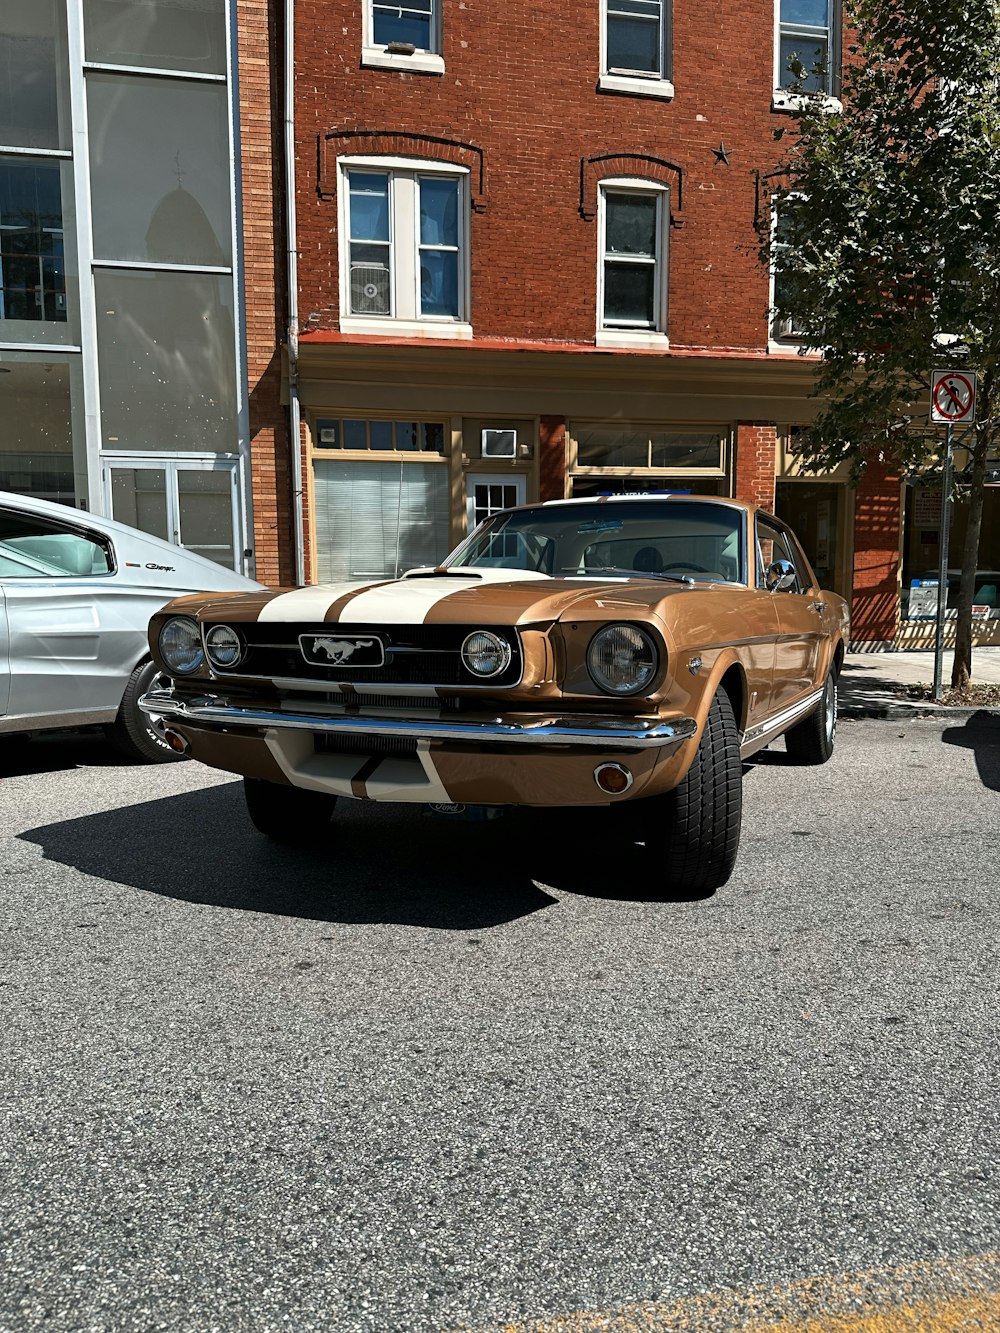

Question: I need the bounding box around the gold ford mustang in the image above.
[141,496,849,892]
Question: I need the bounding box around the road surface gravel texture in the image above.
[0,715,998,1333]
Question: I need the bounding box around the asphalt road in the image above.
[1,715,998,1333]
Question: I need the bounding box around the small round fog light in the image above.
[205,623,243,668]
[594,762,634,795]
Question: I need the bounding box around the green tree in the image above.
[761,0,1000,687]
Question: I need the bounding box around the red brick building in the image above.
[246,0,926,647]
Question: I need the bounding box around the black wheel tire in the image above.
[645,688,743,895]
[106,659,181,764]
[243,777,337,843]
[784,670,837,765]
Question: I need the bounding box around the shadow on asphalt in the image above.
[17,785,713,928]
[941,710,1000,791]
[0,731,127,777]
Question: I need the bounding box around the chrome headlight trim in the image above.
[205,623,244,669]
[461,630,513,678]
[158,616,205,675]
[586,623,660,696]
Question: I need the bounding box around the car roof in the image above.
[539,494,755,515]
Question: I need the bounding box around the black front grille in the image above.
[314,734,419,759]
[211,622,523,689]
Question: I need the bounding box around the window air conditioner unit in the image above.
[350,263,391,315]
[775,314,804,339]
[481,429,517,459]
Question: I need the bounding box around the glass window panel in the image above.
[395,421,421,450]
[372,0,434,51]
[419,249,458,317]
[110,467,169,540]
[349,174,390,242]
[606,194,657,257]
[607,10,660,73]
[419,177,458,246]
[343,420,367,449]
[604,262,655,326]
[0,0,65,151]
[96,268,237,451]
[779,35,828,89]
[313,458,449,581]
[82,0,227,76]
[649,433,722,468]
[0,507,111,577]
[177,468,235,567]
[422,422,444,452]
[87,73,232,266]
[0,359,74,503]
[781,0,829,25]
[0,161,66,324]
[576,429,648,468]
[369,420,393,450]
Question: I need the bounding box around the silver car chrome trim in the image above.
[741,687,824,747]
[138,690,698,751]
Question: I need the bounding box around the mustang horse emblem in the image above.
[310,636,378,665]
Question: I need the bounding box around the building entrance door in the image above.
[466,474,527,534]
[102,455,244,572]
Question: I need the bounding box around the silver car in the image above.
[0,489,260,761]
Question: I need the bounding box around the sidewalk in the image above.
[839,647,1000,718]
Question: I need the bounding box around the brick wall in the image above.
[291,0,796,351]
[734,422,777,510]
[238,0,294,587]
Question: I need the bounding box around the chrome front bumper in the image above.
[139,689,697,753]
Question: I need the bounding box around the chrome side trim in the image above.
[138,689,698,752]
[741,687,823,748]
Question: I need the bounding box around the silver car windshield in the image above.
[447,501,745,583]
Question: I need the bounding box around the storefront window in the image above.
[82,0,228,76]
[0,356,76,503]
[0,0,67,151]
[575,425,724,470]
[314,418,445,452]
[901,481,1000,618]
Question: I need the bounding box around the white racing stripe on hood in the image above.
[338,568,550,625]
[257,582,378,623]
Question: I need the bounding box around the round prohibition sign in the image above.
[931,371,976,423]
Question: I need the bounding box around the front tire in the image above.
[106,659,181,763]
[784,669,837,765]
[645,688,743,895]
[243,777,337,843]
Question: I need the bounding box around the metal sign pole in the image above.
[932,422,954,700]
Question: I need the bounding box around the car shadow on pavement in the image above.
[941,710,1000,791]
[0,732,125,777]
[18,782,562,930]
[18,784,714,925]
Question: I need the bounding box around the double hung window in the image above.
[599,183,667,338]
[342,163,469,334]
[601,0,672,97]
[777,0,839,97]
[364,0,443,73]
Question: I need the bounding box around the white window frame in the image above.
[772,0,842,113]
[362,0,444,75]
[338,156,472,339]
[596,179,669,348]
[768,198,821,356]
[599,0,674,100]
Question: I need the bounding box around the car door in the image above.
[755,514,826,710]
[0,504,127,727]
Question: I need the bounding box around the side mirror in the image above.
[766,559,797,592]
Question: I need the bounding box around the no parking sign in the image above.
[930,369,977,424]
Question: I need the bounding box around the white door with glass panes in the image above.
[102,456,243,572]
[466,475,527,534]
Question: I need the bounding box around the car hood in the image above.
[164,568,693,628]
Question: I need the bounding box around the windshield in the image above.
[446,501,745,583]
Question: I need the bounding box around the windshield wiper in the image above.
[562,566,695,586]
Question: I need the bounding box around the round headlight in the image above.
[158,616,205,675]
[205,624,243,669]
[461,630,512,678]
[587,624,659,695]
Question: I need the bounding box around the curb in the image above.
[840,703,1000,720]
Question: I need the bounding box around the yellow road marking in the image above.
[450,1252,1000,1332]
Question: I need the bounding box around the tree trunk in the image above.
[950,425,992,689]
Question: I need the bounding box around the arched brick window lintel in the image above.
[319,131,486,210]
[580,154,683,222]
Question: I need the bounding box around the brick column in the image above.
[850,460,903,649]
[539,416,568,502]
[733,422,777,510]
